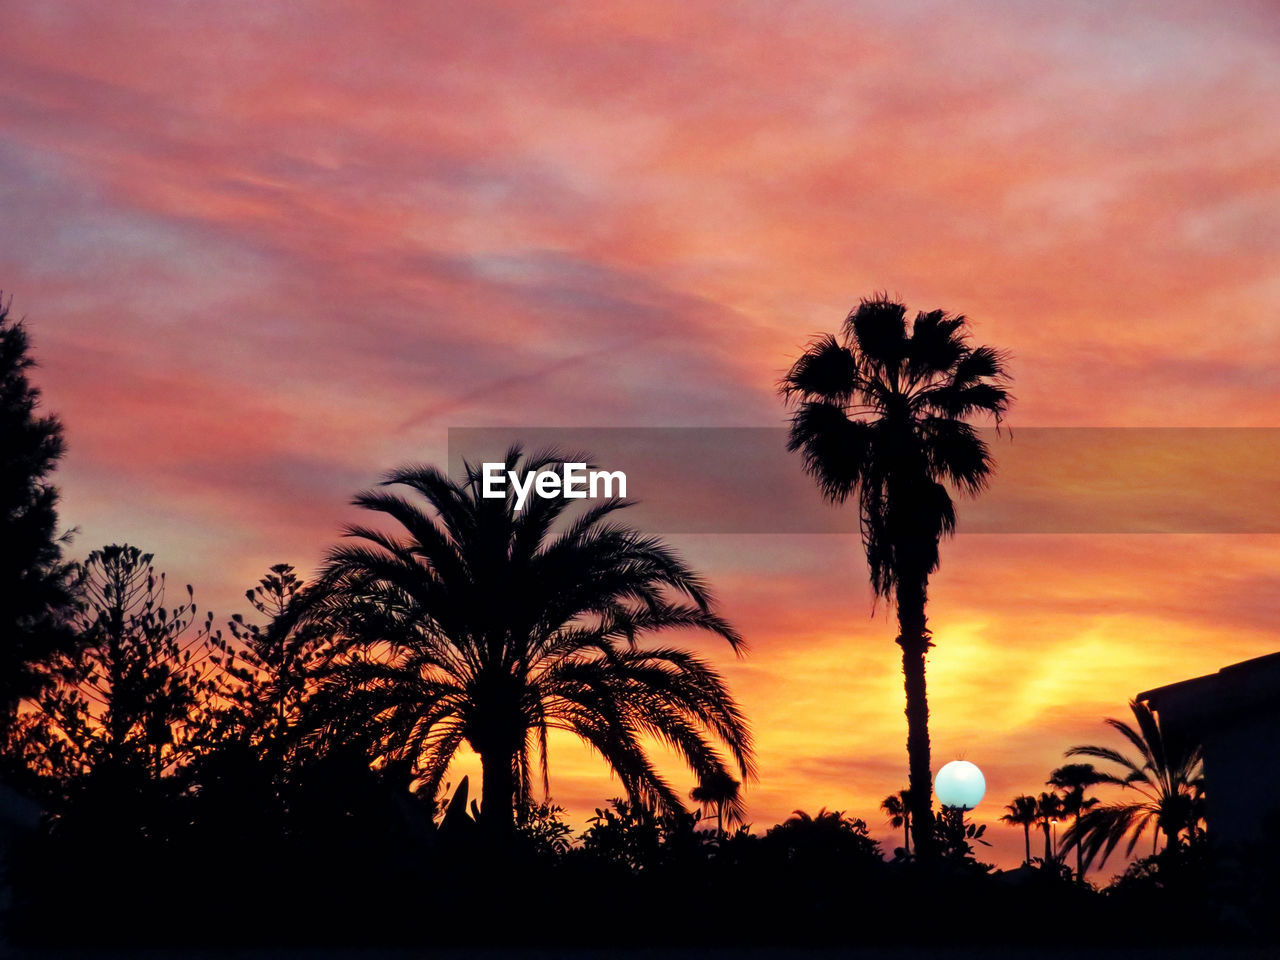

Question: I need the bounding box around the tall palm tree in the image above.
[1048,762,1106,881]
[1063,699,1204,869]
[780,295,1011,856]
[1034,791,1064,864]
[1000,794,1038,865]
[881,788,913,856]
[308,447,755,834]
[690,768,745,837]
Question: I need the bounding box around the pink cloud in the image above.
[2,0,1277,872]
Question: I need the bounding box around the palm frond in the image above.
[305,446,751,830]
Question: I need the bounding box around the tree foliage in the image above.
[304,446,754,831]
[779,295,1012,857]
[0,297,78,747]
[1064,700,1205,868]
[35,545,215,784]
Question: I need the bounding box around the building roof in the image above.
[1138,650,1280,734]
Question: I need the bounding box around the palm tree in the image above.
[1034,791,1064,864]
[690,769,745,837]
[308,447,755,834]
[1000,794,1038,865]
[1063,699,1204,868]
[1048,762,1106,881]
[780,295,1011,856]
[881,788,913,856]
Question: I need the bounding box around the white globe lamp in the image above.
[934,759,986,811]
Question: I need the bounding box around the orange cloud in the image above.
[2,0,1277,875]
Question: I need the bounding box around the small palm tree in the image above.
[780,295,1011,857]
[1000,794,1038,865]
[881,788,913,856]
[690,769,745,837]
[308,447,755,834]
[1034,791,1064,864]
[1048,762,1106,881]
[1064,699,1204,868]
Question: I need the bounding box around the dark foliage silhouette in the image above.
[0,297,78,756]
[1035,790,1065,864]
[1001,793,1039,864]
[1049,761,1106,881]
[579,797,695,871]
[691,767,745,837]
[305,446,754,833]
[33,545,215,785]
[516,796,574,856]
[1064,700,1205,868]
[882,787,913,856]
[203,563,333,770]
[780,295,1011,856]
[934,805,990,868]
[0,362,1267,951]
[766,807,882,867]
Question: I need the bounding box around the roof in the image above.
[1138,650,1280,733]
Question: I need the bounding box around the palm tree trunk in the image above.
[1075,816,1084,881]
[896,575,934,860]
[1042,822,1052,863]
[1023,823,1031,865]
[479,749,516,835]
[904,817,911,856]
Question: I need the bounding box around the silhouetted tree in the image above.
[765,808,882,868]
[691,768,745,837]
[1049,762,1105,881]
[1035,791,1064,865]
[933,805,990,867]
[1065,700,1204,868]
[206,563,331,756]
[1001,794,1039,864]
[307,447,755,834]
[579,797,675,871]
[780,295,1011,856]
[0,297,78,751]
[37,545,214,783]
[882,788,913,856]
[516,796,573,857]
[173,563,340,851]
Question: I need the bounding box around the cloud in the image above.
[2,0,1278,874]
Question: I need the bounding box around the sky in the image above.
[2,0,1279,875]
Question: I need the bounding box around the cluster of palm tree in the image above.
[999,792,1065,867]
[7,290,1263,947]
[1001,699,1205,880]
[284,293,1014,848]
[9,292,1017,867]
[17,291,1211,886]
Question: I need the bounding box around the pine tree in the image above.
[0,295,78,746]
[39,545,213,781]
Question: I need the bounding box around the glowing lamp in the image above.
[934,760,985,811]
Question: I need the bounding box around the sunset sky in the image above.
[3,1,1279,874]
